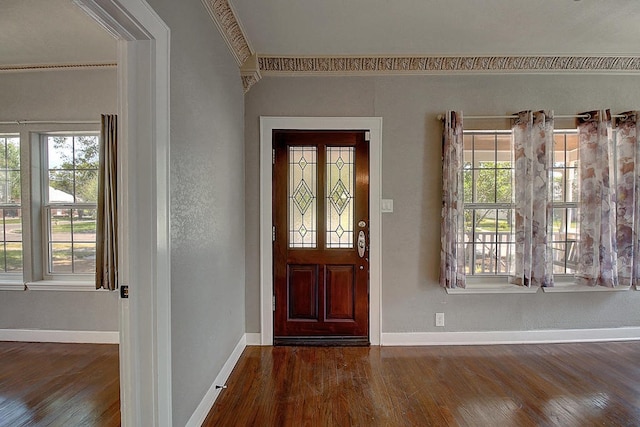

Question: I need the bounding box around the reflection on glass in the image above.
[289,146,317,248]
[326,147,354,248]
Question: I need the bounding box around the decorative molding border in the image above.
[258,55,640,76]
[0,63,117,73]
[201,0,262,92]
[0,328,119,344]
[185,334,248,427]
[381,327,640,346]
[202,0,252,66]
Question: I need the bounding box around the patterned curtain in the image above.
[440,111,466,288]
[576,110,618,287]
[509,111,554,287]
[615,112,639,288]
[96,114,118,290]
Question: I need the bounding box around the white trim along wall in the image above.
[260,117,383,346]
[0,329,119,344]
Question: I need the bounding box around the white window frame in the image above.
[40,132,99,282]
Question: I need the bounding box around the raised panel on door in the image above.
[287,265,319,320]
[325,265,355,321]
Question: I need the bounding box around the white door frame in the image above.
[260,117,382,346]
[74,1,171,425]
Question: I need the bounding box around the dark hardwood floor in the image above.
[204,342,640,427]
[0,342,120,427]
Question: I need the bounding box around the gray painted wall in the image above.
[245,74,640,334]
[0,69,119,332]
[145,0,246,425]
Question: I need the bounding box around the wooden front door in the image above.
[273,130,370,345]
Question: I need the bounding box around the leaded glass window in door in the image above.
[326,146,354,248]
[289,146,317,248]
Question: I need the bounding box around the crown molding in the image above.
[202,0,252,65]
[202,0,262,92]
[0,63,117,73]
[258,55,640,76]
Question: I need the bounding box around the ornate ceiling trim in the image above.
[202,0,260,92]
[202,0,251,65]
[258,56,640,75]
[0,63,117,72]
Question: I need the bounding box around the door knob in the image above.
[358,230,366,257]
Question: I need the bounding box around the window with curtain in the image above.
[44,134,99,276]
[441,110,639,291]
[0,128,101,290]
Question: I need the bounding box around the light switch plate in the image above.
[381,199,394,213]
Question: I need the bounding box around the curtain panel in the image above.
[440,111,466,288]
[96,114,118,291]
[509,111,554,287]
[576,110,618,287]
[615,112,639,288]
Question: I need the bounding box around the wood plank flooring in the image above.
[0,342,120,427]
[204,342,640,427]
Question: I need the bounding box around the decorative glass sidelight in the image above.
[289,146,317,248]
[326,146,354,248]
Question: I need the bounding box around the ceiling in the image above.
[0,0,116,67]
[232,0,640,57]
[1,0,639,68]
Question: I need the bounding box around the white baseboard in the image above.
[0,328,119,344]
[381,327,640,346]
[185,333,248,427]
[245,332,261,345]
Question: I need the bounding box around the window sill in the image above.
[542,284,631,293]
[26,280,99,292]
[446,282,539,294]
[0,281,26,291]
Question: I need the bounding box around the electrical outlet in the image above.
[435,312,445,327]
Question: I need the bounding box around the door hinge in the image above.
[272,225,276,242]
[272,295,276,311]
[365,131,371,141]
[272,148,276,165]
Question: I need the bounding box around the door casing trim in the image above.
[260,117,382,345]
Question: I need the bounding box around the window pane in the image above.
[475,166,496,203]
[72,209,96,243]
[463,168,473,203]
[0,136,22,274]
[289,146,317,248]
[552,170,566,202]
[74,136,100,166]
[75,170,98,203]
[48,136,73,170]
[73,243,96,274]
[49,171,75,202]
[463,135,473,163]
[495,166,512,203]
[553,133,566,166]
[0,208,23,273]
[326,146,354,248]
[50,209,72,242]
[50,243,72,273]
